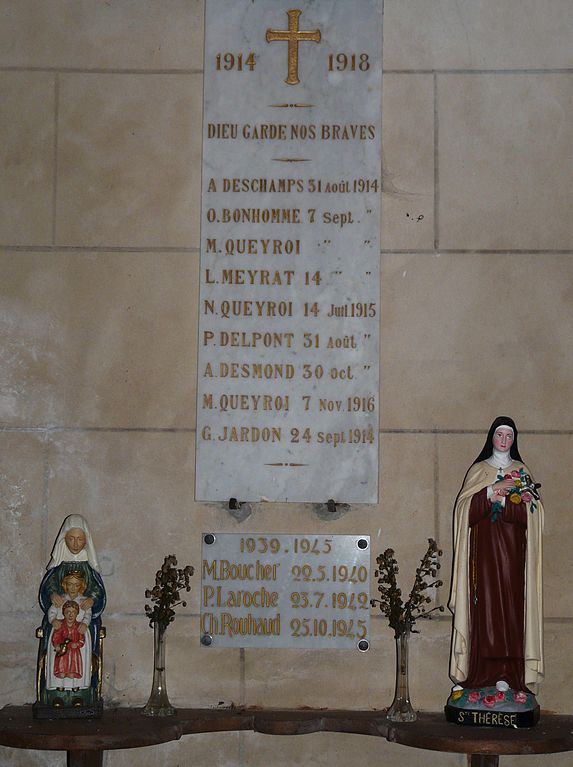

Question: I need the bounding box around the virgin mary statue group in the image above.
[34,515,106,718]
[446,417,544,727]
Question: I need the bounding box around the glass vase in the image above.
[143,623,175,717]
[387,628,417,722]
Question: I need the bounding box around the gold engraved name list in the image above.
[200,533,370,649]
[196,0,382,502]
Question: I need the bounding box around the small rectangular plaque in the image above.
[196,0,382,503]
[200,533,370,649]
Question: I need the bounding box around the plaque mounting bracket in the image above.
[312,499,351,520]
[227,497,252,522]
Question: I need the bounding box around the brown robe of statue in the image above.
[463,487,528,691]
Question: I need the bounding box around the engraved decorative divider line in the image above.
[269,103,313,162]
[264,463,309,468]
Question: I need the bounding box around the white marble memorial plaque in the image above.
[200,533,370,649]
[196,0,382,502]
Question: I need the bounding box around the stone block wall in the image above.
[1,2,572,765]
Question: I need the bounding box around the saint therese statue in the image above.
[35,515,106,717]
[447,417,543,726]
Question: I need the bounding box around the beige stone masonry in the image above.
[0,0,204,70]
[57,74,202,248]
[0,73,55,245]
[1,1,572,765]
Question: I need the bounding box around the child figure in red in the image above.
[52,601,85,683]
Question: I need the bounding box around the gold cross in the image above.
[266,9,321,85]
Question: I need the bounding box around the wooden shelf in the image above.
[2,707,573,767]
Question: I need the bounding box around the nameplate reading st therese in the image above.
[201,533,370,649]
[196,0,382,502]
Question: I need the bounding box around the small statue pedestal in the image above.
[445,685,539,728]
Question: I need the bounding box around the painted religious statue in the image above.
[445,417,543,728]
[34,515,106,718]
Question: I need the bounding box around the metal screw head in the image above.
[357,538,369,550]
[357,639,370,652]
[204,533,216,545]
[201,634,213,646]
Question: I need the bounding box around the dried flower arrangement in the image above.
[371,539,445,722]
[371,538,444,638]
[143,555,194,717]
[144,555,194,635]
